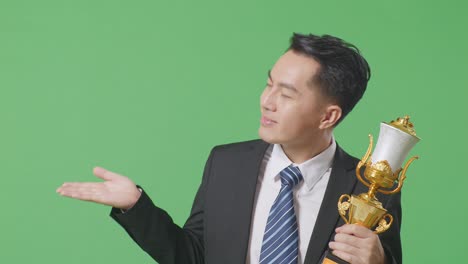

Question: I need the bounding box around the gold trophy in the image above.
[323,116,420,264]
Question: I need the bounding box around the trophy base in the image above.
[322,250,349,264]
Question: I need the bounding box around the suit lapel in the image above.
[230,140,271,263]
[303,145,359,264]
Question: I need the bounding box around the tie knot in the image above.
[279,165,303,187]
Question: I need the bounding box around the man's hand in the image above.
[328,224,386,264]
[56,167,142,210]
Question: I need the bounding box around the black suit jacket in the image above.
[111,139,402,264]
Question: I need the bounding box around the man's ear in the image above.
[319,105,342,129]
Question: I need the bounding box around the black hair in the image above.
[288,33,371,125]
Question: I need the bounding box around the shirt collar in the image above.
[267,136,336,191]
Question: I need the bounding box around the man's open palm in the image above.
[56,167,141,210]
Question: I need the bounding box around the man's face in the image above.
[259,50,332,147]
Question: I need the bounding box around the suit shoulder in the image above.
[211,139,268,153]
[211,139,270,158]
[335,143,361,170]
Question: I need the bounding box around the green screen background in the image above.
[1,0,466,263]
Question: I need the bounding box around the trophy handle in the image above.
[373,213,393,234]
[355,134,373,188]
[378,155,419,195]
[337,194,351,224]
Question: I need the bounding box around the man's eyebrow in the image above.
[267,70,299,93]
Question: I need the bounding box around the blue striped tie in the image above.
[259,165,303,264]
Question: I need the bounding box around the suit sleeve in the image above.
[109,148,215,264]
[379,191,402,264]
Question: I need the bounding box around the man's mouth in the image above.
[261,116,277,126]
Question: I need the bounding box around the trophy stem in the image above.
[367,183,378,200]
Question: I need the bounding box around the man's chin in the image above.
[258,128,281,144]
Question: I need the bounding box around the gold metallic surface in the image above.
[338,193,389,233]
[355,134,373,189]
[387,115,419,138]
[378,156,418,195]
[338,194,351,224]
[364,160,397,189]
[374,214,393,234]
[323,258,338,264]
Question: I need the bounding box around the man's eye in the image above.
[281,94,292,98]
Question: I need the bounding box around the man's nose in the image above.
[261,88,277,112]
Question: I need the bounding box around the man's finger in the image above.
[57,182,102,197]
[57,182,98,191]
[93,166,121,181]
[58,187,94,200]
[58,184,106,202]
[334,233,359,246]
[329,241,359,255]
[330,250,356,264]
[336,224,374,238]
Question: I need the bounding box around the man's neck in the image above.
[281,133,333,164]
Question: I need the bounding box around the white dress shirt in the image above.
[246,139,336,264]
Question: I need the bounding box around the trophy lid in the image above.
[386,115,420,139]
[371,116,421,171]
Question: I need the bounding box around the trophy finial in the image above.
[388,115,418,137]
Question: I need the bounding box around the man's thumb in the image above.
[93,166,120,181]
